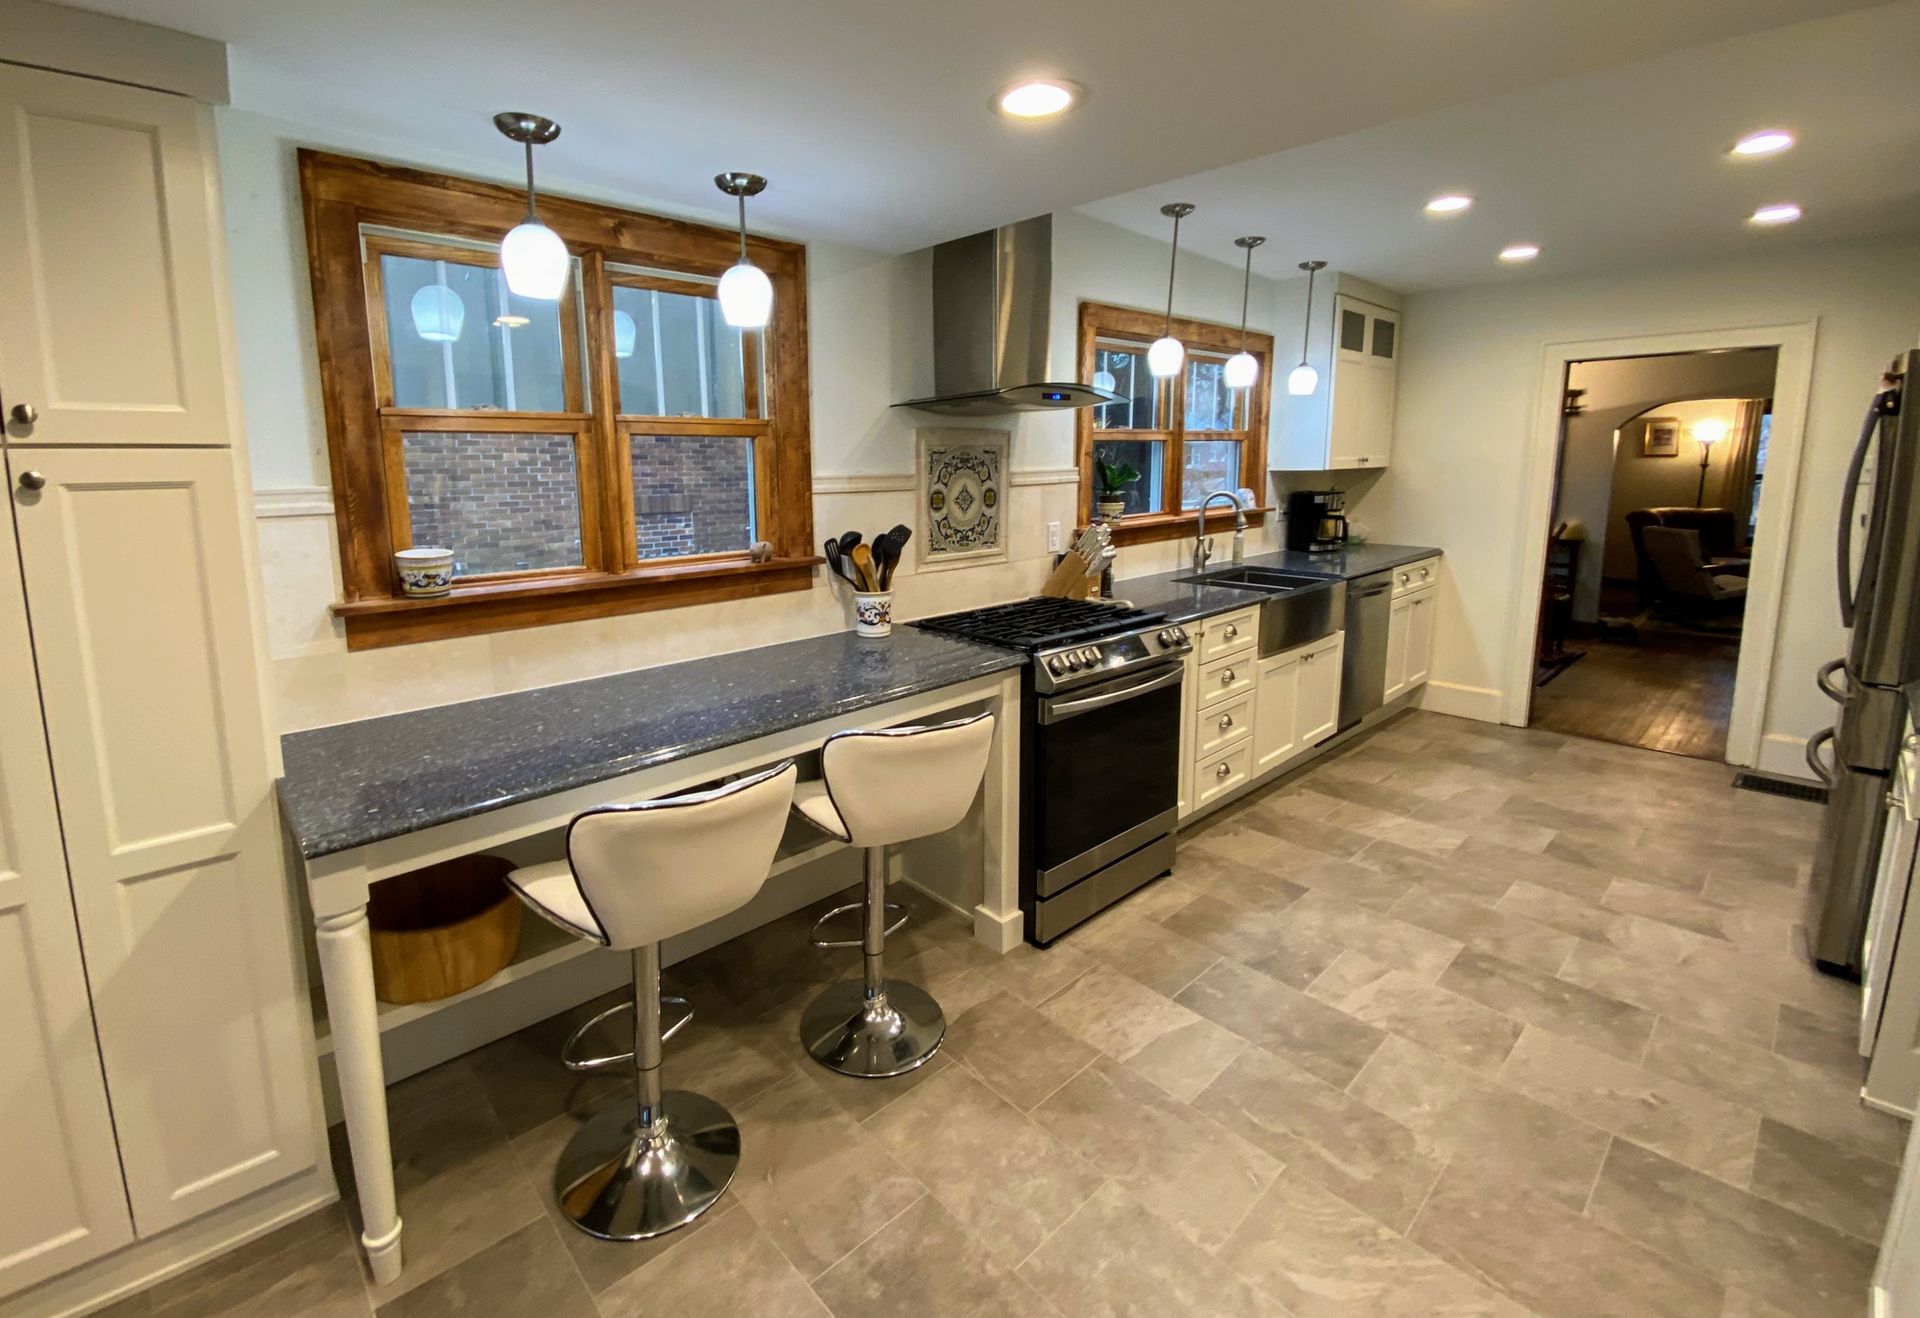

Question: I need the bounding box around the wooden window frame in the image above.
[300,150,817,650]
[1075,300,1272,546]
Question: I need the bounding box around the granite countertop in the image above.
[278,629,1024,860]
[1117,542,1443,623]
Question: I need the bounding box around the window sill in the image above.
[1103,507,1272,548]
[331,556,823,650]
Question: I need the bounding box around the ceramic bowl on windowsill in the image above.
[394,547,455,598]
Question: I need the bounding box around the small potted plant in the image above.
[1094,453,1140,522]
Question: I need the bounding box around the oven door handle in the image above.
[1039,664,1183,724]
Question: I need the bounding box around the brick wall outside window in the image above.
[629,434,754,559]
[403,431,583,575]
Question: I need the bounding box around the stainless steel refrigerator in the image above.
[1806,349,1920,978]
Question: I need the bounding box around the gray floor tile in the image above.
[145,1203,369,1318]
[375,1218,594,1318]
[1587,1137,1878,1315]
[942,990,1099,1110]
[1749,1116,1900,1243]
[1176,958,1387,1088]
[594,1199,831,1317]
[1308,958,1524,1074]
[810,1195,1054,1318]
[1438,947,1655,1062]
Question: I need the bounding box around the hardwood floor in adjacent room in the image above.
[1531,627,1739,760]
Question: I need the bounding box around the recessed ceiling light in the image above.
[995,79,1081,120]
[1425,194,1473,216]
[1731,129,1795,158]
[1749,203,1803,226]
[1499,244,1541,263]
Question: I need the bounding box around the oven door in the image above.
[1031,662,1182,898]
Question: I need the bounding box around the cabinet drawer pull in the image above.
[1221,668,1236,684]
[1223,623,1238,638]
[1218,714,1234,730]
[1302,651,1313,663]
[1215,762,1232,778]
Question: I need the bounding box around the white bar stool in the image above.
[790,712,995,1078]
[504,760,797,1240]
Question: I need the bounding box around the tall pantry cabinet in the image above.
[0,62,318,1302]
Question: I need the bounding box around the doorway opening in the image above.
[1529,347,1780,760]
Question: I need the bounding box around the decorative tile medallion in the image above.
[917,428,1009,571]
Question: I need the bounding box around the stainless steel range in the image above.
[915,597,1191,943]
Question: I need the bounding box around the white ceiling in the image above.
[59,0,1896,254]
[1080,4,1920,291]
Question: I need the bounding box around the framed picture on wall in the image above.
[916,427,1009,572]
[1642,418,1681,457]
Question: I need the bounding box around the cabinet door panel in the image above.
[1255,653,1300,772]
[0,65,230,445]
[0,472,133,1298]
[11,447,313,1235]
[1384,595,1413,704]
[1298,634,1344,747]
[1404,588,1435,690]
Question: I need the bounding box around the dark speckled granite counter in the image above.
[278,629,1023,860]
[1117,542,1442,623]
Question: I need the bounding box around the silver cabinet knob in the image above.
[1224,623,1238,638]
[9,403,37,427]
[16,470,46,492]
[1215,762,1232,778]
[1218,714,1233,730]
[1222,668,1236,683]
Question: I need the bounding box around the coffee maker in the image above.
[1285,489,1349,554]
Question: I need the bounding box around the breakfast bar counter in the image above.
[280,627,1026,1287]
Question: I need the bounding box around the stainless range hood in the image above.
[896,214,1122,416]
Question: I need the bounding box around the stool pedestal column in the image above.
[552,945,741,1240]
[801,845,947,1078]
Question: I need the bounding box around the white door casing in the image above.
[9,447,314,1235]
[0,64,230,446]
[1508,323,1817,765]
[0,462,134,1298]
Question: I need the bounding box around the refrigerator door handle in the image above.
[1816,657,1851,704]
[1839,392,1895,627]
[1807,726,1837,786]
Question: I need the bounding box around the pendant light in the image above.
[1223,235,1265,390]
[612,308,638,358]
[410,282,465,343]
[1288,259,1327,396]
[494,112,569,299]
[1148,202,1194,378]
[714,172,773,329]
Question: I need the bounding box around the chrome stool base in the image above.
[800,979,945,1078]
[553,1089,740,1241]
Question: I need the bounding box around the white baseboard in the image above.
[972,903,1023,952]
[1757,732,1817,782]
[1417,679,1504,724]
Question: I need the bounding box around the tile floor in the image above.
[115,712,1903,1317]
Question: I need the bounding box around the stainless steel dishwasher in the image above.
[1339,570,1395,730]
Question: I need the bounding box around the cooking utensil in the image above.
[851,543,881,592]
[825,537,844,582]
[881,525,911,588]
[836,530,863,569]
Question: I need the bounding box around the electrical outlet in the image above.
[1047,521,1062,552]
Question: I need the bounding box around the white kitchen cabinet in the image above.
[1384,585,1436,704]
[0,62,318,1303]
[0,64,233,447]
[1273,288,1400,472]
[1254,632,1344,773]
[0,480,134,1297]
[12,448,316,1235]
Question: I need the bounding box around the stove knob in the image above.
[1082,647,1101,666]
[1157,628,1173,645]
[1062,652,1080,671]
[1047,655,1066,675]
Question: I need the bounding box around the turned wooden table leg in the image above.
[314,905,403,1285]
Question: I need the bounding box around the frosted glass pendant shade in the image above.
[612,309,637,358]
[1223,351,1259,390]
[410,284,465,342]
[718,261,773,329]
[1288,362,1320,396]
[1091,368,1116,393]
[499,221,569,299]
[1147,336,1184,378]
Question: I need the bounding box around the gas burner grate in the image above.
[913,597,1165,652]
